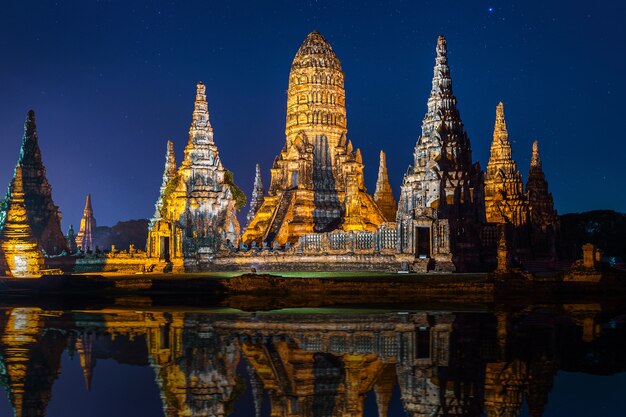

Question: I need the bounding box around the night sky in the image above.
[1,0,624,229]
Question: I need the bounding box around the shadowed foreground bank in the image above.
[0,270,625,311]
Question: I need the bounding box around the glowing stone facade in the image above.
[0,167,45,277]
[146,83,241,270]
[243,31,385,245]
[0,111,67,256]
[396,36,484,271]
[484,103,527,226]
[76,194,96,251]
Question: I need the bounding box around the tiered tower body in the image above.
[76,194,96,251]
[373,151,397,222]
[0,111,67,255]
[484,103,527,226]
[147,83,241,268]
[526,140,559,257]
[0,167,45,277]
[152,140,177,222]
[246,164,265,226]
[243,31,385,245]
[396,36,483,271]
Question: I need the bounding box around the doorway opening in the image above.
[416,226,431,258]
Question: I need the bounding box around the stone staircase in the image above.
[263,190,293,244]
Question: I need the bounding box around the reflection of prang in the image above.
[0,305,623,416]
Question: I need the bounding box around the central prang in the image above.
[243,31,387,245]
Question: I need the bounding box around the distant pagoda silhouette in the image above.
[76,194,96,251]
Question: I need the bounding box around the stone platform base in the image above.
[191,253,416,273]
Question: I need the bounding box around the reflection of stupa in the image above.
[0,308,66,417]
[0,304,615,416]
[146,314,242,417]
[243,31,386,245]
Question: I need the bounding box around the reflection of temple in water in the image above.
[0,304,625,417]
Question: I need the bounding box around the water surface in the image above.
[0,304,625,416]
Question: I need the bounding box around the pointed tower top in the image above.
[18,110,41,166]
[12,165,26,198]
[493,102,508,142]
[190,81,212,136]
[25,109,36,130]
[426,35,458,117]
[374,150,397,221]
[355,148,363,164]
[246,163,265,225]
[297,30,334,55]
[436,35,447,56]
[252,163,263,191]
[531,140,542,170]
[152,140,178,221]
[165,140,176,174]
[83,194,93,215]
[375,150,390,188]
[292,30,341,70]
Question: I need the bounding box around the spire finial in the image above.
[18,110,40,165]
[531,140,542,169]
[189,81,212,137]
[246,163,265,225]
[436,35,447,57]
[85,194,92,212]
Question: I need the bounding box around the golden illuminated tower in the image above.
[146,83,243,269]
[7,110,67,255]
[243,31,385,245]
[373,150,397,222]
[484,102,528,226]
[0,166,44,277]
[76,194,96,251]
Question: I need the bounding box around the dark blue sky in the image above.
[1,0,624,228]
